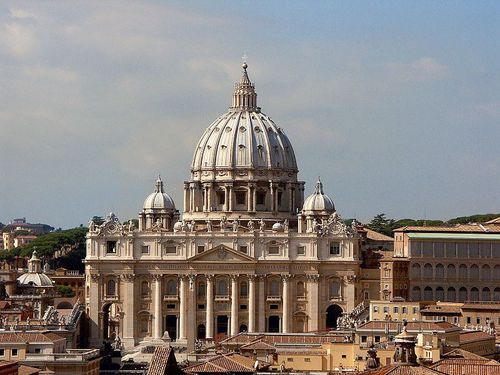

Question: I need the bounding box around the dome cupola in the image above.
[143,176,176,212]
[17,250,54,288]
[302,178,335,215]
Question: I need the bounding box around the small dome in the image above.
[302,179,335,214]
[272,222,284,232]
[17,250,54,287]
[143,176,176,211]
[17,273,54,287]
[173,221,183,232]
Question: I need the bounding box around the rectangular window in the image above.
[304,358,311,362]
[383,306,389,313]
[257,191,266,205]
[413,307,418,314]
[394,307,399,313]
[297,246,306,255]
[287,358,293,362]
[270,304,279,310]
[11,349,18,357]
[374,336,381,343]
[197,304,205,310]
[476,317,481,324]
[239,245,248,254]
[467,316,471,324]
[330,242,340,255]
[235,191,246,205]
[402,307,407,314]
[240,304,247,310]
[106,241,117,254]
[164,246,176,254]
[141,245,149,254]
[341,355,347,359]
[277,191,283,206]
[34,348,41,354]
[361,336,367,343]
[0,349,4,356]
[268,246,279,255]
[373,306,379,312]
[197,245,205,254]
[166,304,176,309]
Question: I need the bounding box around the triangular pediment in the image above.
[189,244,255,263]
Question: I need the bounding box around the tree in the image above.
[366,213,396,236]
[56,285,75,297]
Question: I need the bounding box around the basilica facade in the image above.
[85,63,362,350]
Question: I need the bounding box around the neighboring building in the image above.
[13,236,37,249]
[0,332,99,375]
[184,352,269,374]
[85,63,362,350]
[146,347,182,375]
[393,220,500,303]
[369,299,432,322]
[49,267,85,305]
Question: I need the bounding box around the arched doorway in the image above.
[197,324,206,339]
[239,324,248,333]
[217,315,228,336]
[268,316,280,332]
[326,304,343,329]
[165,315,177,341]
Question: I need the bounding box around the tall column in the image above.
[183,184,189,214]
[153,274,163,339]
[224,187,229,211]
[307,274,320,331]
[179,276,187,340]
[247,186,253,212]
[282,275,291,333]
[269,182,275,212]
[230,275,239,336]
[258,275,266,332]
[228,185,234,211]
[206,275,214,339]
[121,274,135,348]
[248,275,256,333]
[207,184,212,211]
[88,273,102,347]
[252,187,257,212]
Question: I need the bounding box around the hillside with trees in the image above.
[365,213,500,237]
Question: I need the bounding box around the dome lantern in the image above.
[231,62,258,111]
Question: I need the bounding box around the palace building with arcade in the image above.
[85,63,363,350]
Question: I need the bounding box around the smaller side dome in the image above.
[17,250,54,287]
[272,222,284,232]
[143,176,176,211]
[302,178,335,215]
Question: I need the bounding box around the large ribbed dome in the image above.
[191,63,298,182]
[143,177,176,211]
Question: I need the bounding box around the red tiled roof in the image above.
[0,332,65,344]
[393,223,500,233]
[459,330,494,344]
[364,364,447,374]
[18,365,41,375]
[240,340,276,351]
[357,321,458,333]
[431,358,500,375]
[442,348,491,360]
[147,346,179,375]
[184,353,268,373]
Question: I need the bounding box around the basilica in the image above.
[85,63,362,350]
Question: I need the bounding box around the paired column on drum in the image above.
[179,275,188,340]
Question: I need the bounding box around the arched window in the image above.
[494,265,500,280]
[269,279,280,296]
[435,287,444,301]
[447,287,456,302]
[494,288,500,301]
[166,280,177,296]
[329,280,341,298]
[107,279,116,296]
[423,286,433,300]
[411,264,421,278]
[423,263,433,279]
[297,281,305,297]
[435,264,444,279]
[470,264,479,279]
[141,281,149,297]
[458,264,468,279]
[412,287,421,301]
[482,287,490,301]
[482,265,491,281]
[458,287,467,302]
[240,281,248,297]
[217,279,228,295]
[470,287,479,301]
[447,264,456,279]
[197,282,206,298]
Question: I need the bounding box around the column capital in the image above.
[90,273,100,282]
[121,274,135,283]
[152,274,163,281]
[281,274,293,282]
[205,274,215,281]
[306,274,320,283]
[229,274,239,282]
[248,274,257,282]
[256,274,267,281]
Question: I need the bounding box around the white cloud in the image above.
[385,57,450,82]
[9,8,36,20]
[0,22,37,58]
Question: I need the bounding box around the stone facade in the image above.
[85,63,362,350]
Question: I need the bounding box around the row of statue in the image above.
[174,218,289,233]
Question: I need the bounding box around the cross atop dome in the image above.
[231,62,258,111]
[155,175,164,193]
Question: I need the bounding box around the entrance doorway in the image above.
[268,316,280,332]
[326,304,343,329]
[197,324,206,339]
[217,315,228,336]
[102,303,120,341]
[165,315,177,341]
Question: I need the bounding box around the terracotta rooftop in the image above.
[221,332,345,346]
[364,228,394,242]
[18,365,41,375]
[146,346,179,375]
[442,348,491,360]
[364,364,447,374]
[357,321,458,333]
[0,332,65,343]
[420,305,462,314]
[240,339,276,351]
[459,330,494,344]
[184,352,268,373]
[462,302,500,310]
[431,358,500,375]
[393,223,500,233]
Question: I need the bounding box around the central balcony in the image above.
[215,295,230,302]
[266,295,281,302]
[163,295,179,302]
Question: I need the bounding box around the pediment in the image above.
[189,244,255,263]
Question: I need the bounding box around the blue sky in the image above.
[0,1,499,228]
